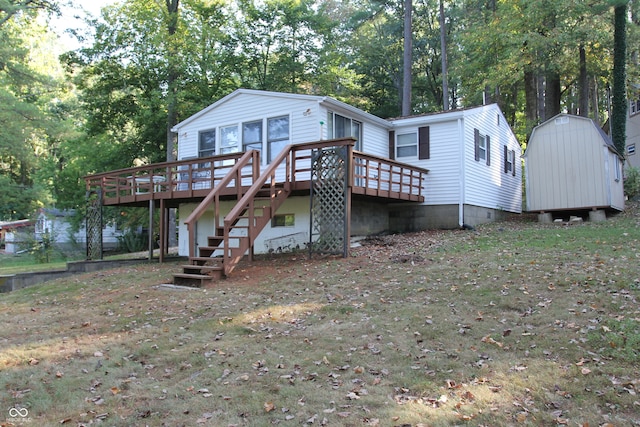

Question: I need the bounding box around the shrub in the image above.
[624,166,640,199]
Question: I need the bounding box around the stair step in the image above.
[189,256,223,265]
[207,236,224,246]
[181,264,223,272]
[173,273,219,287]
[199,245,225,252]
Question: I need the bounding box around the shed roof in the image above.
[525,114,622,158]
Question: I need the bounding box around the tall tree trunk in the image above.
[537,73,545,121]
[591,76,600,125]
[439,0,449,111]
[401,0,412,116]
[166,0,179,163]
[578,44,589,117]
[545,69,561,119]
[524,67,538,137]
[166,0,180,248]
[612,2,627,154]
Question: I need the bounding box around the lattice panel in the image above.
[86,189,103,260]
[310,146,348,256]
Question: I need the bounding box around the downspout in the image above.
[458,118,465,227]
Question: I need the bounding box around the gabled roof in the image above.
[389,103,495,126]
[171,89,391,131]
[0,219,32,230]
[526,113,622,158]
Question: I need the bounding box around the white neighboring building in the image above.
[35,208,122,251]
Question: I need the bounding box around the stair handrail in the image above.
[184,150,260,258]
[223,144,295,271]
[222,138,358,274]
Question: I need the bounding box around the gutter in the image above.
[458,117,465,227]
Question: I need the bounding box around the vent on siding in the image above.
[555,116,569,125]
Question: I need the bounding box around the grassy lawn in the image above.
[0,256,74,275]
[1,207,639,426]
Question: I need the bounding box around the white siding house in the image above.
[389,105,522,230]
[35,208,122,251]
[524,114,625,215]
[171,90,522,256]
[624,91,640,169]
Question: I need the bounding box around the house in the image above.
[85,89,522,285]
[624,87,640,169]
[387,106,522,231]
[0,219,33,254]
[35,208,122,252]
[524,114,624,221]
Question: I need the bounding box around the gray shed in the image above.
[524,114,624,215]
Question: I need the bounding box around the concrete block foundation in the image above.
[589,209,607,222]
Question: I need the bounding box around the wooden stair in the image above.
[173,184,289,287]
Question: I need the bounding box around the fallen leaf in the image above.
[264,401,275,412]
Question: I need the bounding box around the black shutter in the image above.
[503,145,509,173]
[486,135,491,166]
[512,150,517,176]
[474,128,480,161]
[388,131,395,160]
[418,126,430,160]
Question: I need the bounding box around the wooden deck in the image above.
[85,139,429,285]
[85,139,429,207]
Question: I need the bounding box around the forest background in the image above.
[0,0,638,226]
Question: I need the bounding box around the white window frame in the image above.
[198,129,216,158]
[272,213,295,227]
[242,120,263,154]
[327,111,363,151]
[396,132,418,158]
[267,115,290,162]
[478,134,487,161]
[220,124,239,156]
[628,144,636,156]
[506,148,514,173]
[630,98,640,117]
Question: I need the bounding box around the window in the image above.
[198,129,216,158]
[474,129,490,165]
[35,218,46,234]
[267,115,290,162]
[272,214,295,227]
[504,146,516,176]
[396,133,418,158]
[628,144,636,156]
[327,112,362,151]
[614,156,621,182]
[631,98,640,117]
[243,120,262,153]
[220,125,239,155]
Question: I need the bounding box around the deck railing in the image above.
[84,139,428,205]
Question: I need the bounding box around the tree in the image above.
[0,5,64,219]
[439,0,449,111]
[0,0,57,28]
[611,1,628,154]
[401,0,412,116]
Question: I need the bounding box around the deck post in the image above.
[159,199,166,263]
[148,199,154,262]
[345,145,352,258]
